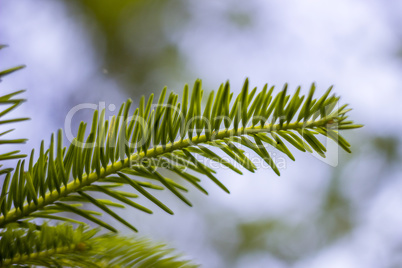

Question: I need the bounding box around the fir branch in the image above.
[0,223,196,268]
[0,79,362,231]
[0,56,29,174]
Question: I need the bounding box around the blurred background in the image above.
[1,0,402,267]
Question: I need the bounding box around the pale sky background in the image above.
[1,1,402,267]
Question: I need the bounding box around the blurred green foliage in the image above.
[65,0,189,95]
[206,134,401,265]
